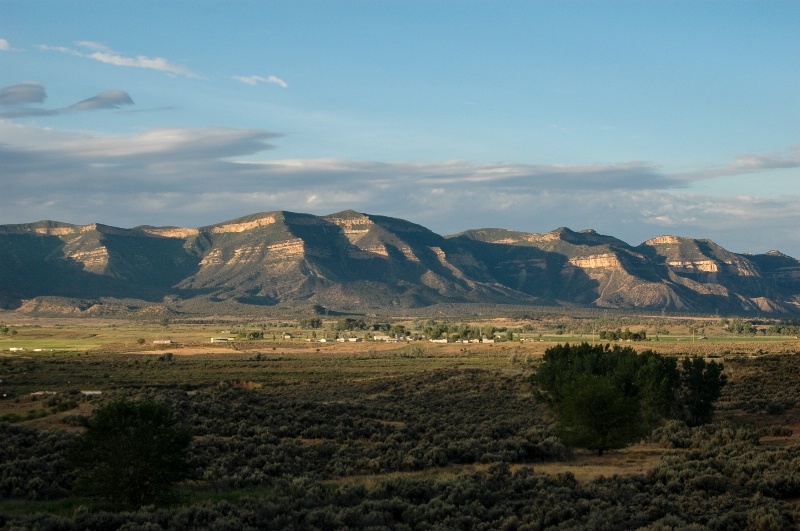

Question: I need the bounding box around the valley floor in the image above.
[1,314,799,529]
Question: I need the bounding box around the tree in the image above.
[335,318,367,331]
[534,343,726,455]
[677,356,727,426]
[70,397,192,509]
[299,317,323,329]
[556,375,644,456]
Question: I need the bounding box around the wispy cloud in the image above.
[1,122,798,257]
[675,145,800,182]
[68,91,134,111]
[0,82,134,118]
[727,146,800,172]
[74,40,111,52]
[233,75,288,88]
[39,41,200,78]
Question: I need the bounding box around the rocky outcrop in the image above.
[0,210,798,314]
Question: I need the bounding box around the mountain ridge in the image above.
[1,209,798,316]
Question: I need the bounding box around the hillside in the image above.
[1,210,798,315]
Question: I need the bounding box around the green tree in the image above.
[70,397,192,509]
[299,317,323,329]
[676,356,727,426]
[534,343,725,455]
[556,375,644,456]
[335,318,367,331]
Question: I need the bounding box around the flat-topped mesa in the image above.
[140,227,200,238]
[0,220,78,235]
[454,228,559,245]
[522,231,564,243]
[2,221,195,239]
[73,223,143,236]
[643,235,760,277]
[503,227,577,244]
[0,222,113,236]
[33,225,82,236]
[207,215,277,234]
[482,227,623,247]
[1,210,797,314]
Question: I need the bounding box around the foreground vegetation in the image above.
[1,315,799,529]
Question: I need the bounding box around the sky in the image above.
[1,0,799,257]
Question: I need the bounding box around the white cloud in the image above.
[233,75,288,88]
[1,122,798,257]
[39,42,200,78]
[0,38,22,51]
[267,75,288,88]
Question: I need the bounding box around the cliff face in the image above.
[0,210,798,314]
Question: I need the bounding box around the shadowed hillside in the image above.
[1,211,798,315]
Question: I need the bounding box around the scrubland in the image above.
[1,313,799,529]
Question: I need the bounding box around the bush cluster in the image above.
[3,458,799,530]
[2,353,800,529]
[184,369,565,487]
[0,424,75,500]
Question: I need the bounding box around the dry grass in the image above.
[528,442,668,481]
[328,442,670,488]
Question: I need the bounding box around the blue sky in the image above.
[1,0,799,256]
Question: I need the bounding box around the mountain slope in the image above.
[0,211,797,315]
